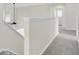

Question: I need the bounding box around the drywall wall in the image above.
[15,4,52,28]
[24,17,58,55]
[62,4,77,30]
[15,3,45,8]
[0,4,24,55]
[15,3,65,29]
[48,3,77,31]
[49,4,65,26]
[0,23,24,55]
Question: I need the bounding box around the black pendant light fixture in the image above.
[12,3,16,24]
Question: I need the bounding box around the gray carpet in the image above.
[43,34,79,55]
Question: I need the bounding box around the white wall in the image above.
[62,4,78,30]
[48,3,77,31]
[0,4,24,55]
[15,3,45,8]
[15,3,78,30]
[15,3,66,29]
[24,17,58,55]
[15,4,53,28]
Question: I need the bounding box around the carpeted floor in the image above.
[43,33,79,55]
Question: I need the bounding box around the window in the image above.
[54,6,63,18]
[56,9,62,17]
